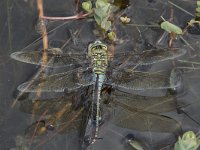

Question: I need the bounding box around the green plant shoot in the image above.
[174,131,200,150]
[82,1,92,12]
[82,0,117,40]
[107,31,116,41]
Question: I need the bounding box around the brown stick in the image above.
[33,0,48,111]
[36,0,48,65]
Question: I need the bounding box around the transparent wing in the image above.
[24,105,88,136]
[57,107,88,134]
[17,68,93,92]
[135,48,186,65]
[108,90,176,113]
[113,106,181,133]
[103,89,182,133]
[22,92,90,137]
[109,48,186,69]
[10,48,88,68]
[19,96,73,115]
[109,70,180,90]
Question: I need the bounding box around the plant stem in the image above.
[168,1,194,17]
[36,0,48,65]
[41,12,92,20]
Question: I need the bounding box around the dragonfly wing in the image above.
[10,49,88,68]
[109,52,139,69]
[57,106,88,134]
[110,70,180,90]
[22,88,90,138]
[109,48,186,69]
[24,106,88,136]
[19,96,73,115]
[138,48,186,65]
[23,96,90,137]
[113,104,181,133]
[109,90,176,113]
[24,99,74,137]
[17,69,93,92]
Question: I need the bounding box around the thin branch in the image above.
[41,11,92,21]
[168,1,194,17]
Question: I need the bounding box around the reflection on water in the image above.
[1,0,200,150]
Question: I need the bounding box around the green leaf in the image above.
[94,13,102,25]
[101,18,111,31]
[96,0,108,8]
[101,0,108,3]
[94,7,107,20]
[94,8,106,24]
[94,3,111,28]
[82,1,92,12]
[107,31,116,41]
[101,3,111,13]
[174,131,200,150]
[94,0,113,32]
[196,12,200,17]
[196,7,200,13]
[197,1,200,7]
[160,21,183,34]
[104,21,111,31]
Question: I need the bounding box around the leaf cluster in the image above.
[82,0,113,31]
[82,0,117,40]
[174,131,200,150]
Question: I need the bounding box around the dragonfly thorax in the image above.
[88,41,108,75]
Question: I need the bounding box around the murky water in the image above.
[1,0,200,150]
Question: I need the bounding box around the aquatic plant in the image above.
[186,0,200,28]
[161,21,183,35]
[82,0,118,40]
[168,1,200,30]
[174,131,200,150]
[195,1,200,19]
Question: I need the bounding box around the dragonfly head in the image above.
[87,41,108,74]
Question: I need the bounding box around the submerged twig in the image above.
[37,0,48,64]
[168,1,194,17]
[180,36,195,51]
[127,24,160,27]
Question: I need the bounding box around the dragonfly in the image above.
[18,85,182,149]
[11,40,186,144]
